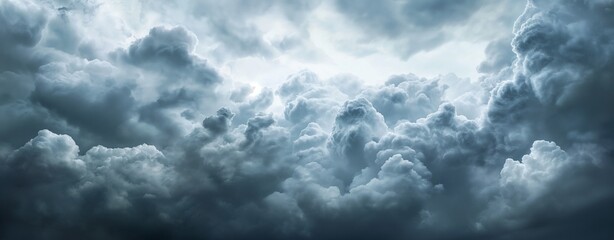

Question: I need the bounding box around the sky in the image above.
[1,0,614,239]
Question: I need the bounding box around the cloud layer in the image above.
[1,0,614,239]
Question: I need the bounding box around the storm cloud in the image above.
[1,0,614,239]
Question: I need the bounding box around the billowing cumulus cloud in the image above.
[1,0,614,239]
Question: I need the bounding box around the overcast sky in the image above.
[1,0,614,239]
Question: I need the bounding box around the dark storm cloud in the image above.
[0,1,69,149]
[144,0,322,61]
[117,26,226,147]
[202,107,234,135]
[477,37,516,92]
[478,0,614,237]
[486,0,614,150]
[30,61,141,147]
[0,0,225,149]
[333,0,525,58]
[115,26,222,86]
[477,37,515,76]
[481,141,608,227]
[2,0,614,240]
[0,2,46,47]
[137,88,201,142]
[123,27,197,66]
[335,0,480,36]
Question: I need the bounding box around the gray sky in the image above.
[1,0,614,239]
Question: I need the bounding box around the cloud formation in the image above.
[1,0,614,239]
[333,0,525,58]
